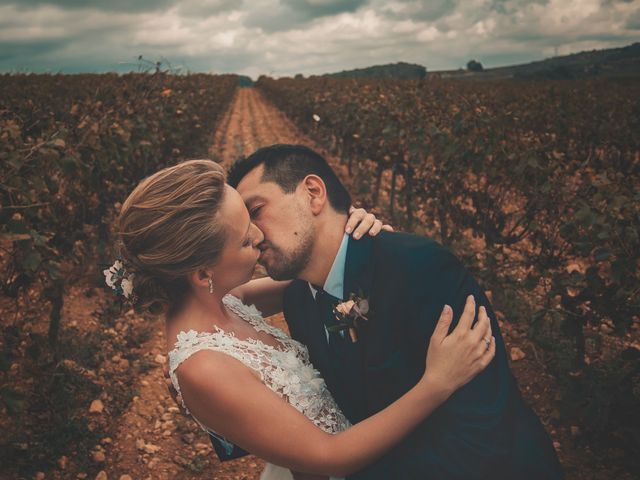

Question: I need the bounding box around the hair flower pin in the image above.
[103,259,136,301]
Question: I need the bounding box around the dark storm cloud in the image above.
[243,6,305,34]
[0,38,70,62]
[626,8,640,28]
[489,0,549,14]
[381,0,459,22]
[282,0,368,18]
[0,0,176,13]
[176,0,239,17]
[245,0,368,33]
[0,0,638,75]
[0,0,239,15]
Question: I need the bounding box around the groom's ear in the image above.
[299,174,328,215]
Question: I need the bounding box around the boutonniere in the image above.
[330,293,370,343]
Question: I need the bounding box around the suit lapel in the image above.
[333,235,376,422]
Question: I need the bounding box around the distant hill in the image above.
[324,62,427,80]
[436,42,640,80]
[237,75,254,87]
[288,43,639,82]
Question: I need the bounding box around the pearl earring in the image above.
[208,277,214,294]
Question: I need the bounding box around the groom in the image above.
[225,144,562,479]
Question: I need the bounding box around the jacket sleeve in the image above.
[282,280,308,344]
[353,241,516,479]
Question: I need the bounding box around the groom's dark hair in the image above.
[227,144,352,214]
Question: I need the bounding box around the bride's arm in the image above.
[229,276,292,317]
[230,207,392,315]
[177,296,495,477]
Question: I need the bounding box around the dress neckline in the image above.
[221,294,289,353]
[171,294,288,354]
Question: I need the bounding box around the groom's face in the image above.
[236,164,315,280]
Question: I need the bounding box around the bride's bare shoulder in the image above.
[177,348,256,379]
[177,349,260,400]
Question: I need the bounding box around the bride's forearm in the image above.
[229,277,292,317]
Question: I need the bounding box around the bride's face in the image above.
[212,185,264,290]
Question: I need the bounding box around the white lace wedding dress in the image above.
[168,294,351,480]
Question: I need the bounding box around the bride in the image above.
[106,159,495,479]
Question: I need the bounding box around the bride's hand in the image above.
[345,206,394,239]
[421,295,496,398]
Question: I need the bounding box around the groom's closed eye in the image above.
[250,205,263,219]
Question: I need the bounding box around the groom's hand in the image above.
[346,206,394,239]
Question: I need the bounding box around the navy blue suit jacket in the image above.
[283,231,563,479]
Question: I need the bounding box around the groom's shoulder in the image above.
[372,230,453,262]
[371,232,466,288]
[283,279,310,305]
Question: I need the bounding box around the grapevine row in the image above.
[1,73,238,346]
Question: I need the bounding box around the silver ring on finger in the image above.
[483,337,491,349]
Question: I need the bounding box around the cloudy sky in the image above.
[0,0,638,77]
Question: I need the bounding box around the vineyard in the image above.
[0,73,639,479]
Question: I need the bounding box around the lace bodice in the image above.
[168,294,351,444]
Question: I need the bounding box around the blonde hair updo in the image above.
[116,159,227,315]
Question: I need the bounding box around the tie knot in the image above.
[315,287,339,304]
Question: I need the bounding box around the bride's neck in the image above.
[164,289,232,348]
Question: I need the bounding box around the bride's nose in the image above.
[251,223,264,247]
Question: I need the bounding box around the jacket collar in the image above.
[343,234,374,299]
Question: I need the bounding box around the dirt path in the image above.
[209,87,315,167]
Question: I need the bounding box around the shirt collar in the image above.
[308,233,349,300]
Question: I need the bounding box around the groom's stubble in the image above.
[258,209,316,281]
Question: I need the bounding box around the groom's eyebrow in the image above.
[244,195,267,208]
